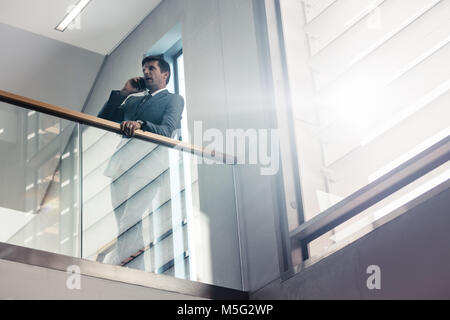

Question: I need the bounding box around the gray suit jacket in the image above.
[98,89,184,138]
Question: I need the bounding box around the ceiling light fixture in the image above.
[55,0,92,32]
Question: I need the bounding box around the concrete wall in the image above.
[0,22,104,109]
[251,184,450,299]
[82,0,283,292]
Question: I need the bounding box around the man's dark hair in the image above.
[142,54,171,85]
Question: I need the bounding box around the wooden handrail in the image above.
[0,90,236,164]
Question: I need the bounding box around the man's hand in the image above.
[120,121,142,137]
[120,77,145,97]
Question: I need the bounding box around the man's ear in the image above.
[163,71,169,83]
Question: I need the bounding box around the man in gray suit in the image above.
[95,55,185,267]
[98,55,184,138]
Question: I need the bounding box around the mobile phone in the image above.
[133,78,146,91]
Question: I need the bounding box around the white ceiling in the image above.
[0,0,163,55]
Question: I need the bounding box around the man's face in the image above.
[142,60,168,92]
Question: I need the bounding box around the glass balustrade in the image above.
[0,99,243,290]
[0,102,80,258]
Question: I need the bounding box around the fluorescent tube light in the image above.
[55,0,91,32]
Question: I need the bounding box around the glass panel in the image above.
[0,102,80,257]
[81,126,242,290]
[0,101,242,290]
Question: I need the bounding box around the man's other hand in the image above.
[120,121,142,137]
